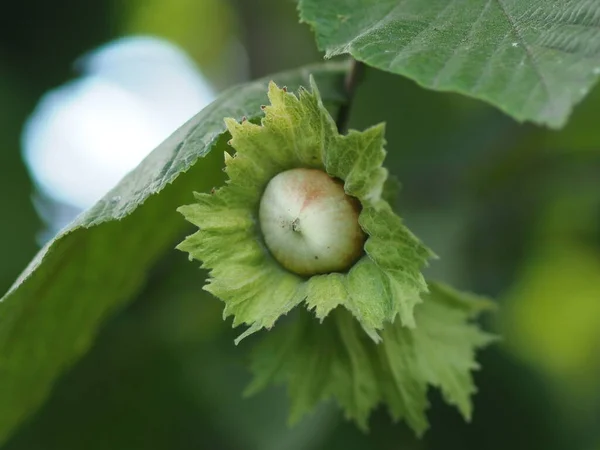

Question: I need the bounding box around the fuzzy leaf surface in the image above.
[247,282,497,434]
[0,62,349,445]
[299,0,600,128]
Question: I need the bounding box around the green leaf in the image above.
[178,80,434,344]
[298,0,600,128]
[0,62,349,445]
[247,282,497,435]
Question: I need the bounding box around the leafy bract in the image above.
[178,80,434,343]
[299,0,600,128]
[0,62,349,446]
[246,282,497,434]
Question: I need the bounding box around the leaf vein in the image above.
[494,0,556,118]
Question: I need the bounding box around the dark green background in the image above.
[1,0,599,448]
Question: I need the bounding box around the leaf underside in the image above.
[299,0,600,128]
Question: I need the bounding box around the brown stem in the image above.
[336,59,366,134]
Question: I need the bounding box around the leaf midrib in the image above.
[494,0,555,117]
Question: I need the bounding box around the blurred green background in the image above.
[1,0,599,448]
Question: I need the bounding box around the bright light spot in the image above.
[511,42,519,47]
[23,36,215,210]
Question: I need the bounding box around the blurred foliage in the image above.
[233,0,322,78]
[0,73,39,295]
[118,0,239,86]
[0,0,599,449]
[120,0,236,62]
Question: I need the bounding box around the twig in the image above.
[336,59,366,134]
